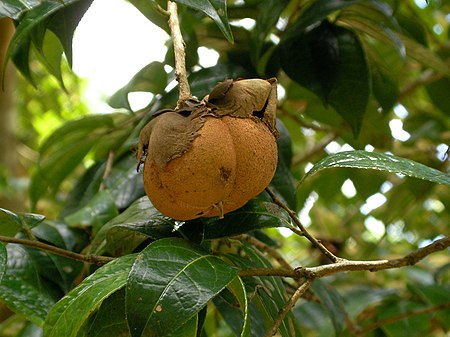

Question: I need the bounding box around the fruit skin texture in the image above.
[137,78,278,220]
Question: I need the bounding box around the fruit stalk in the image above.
[167,1,191,106]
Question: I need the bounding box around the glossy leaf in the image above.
[301,150,450,187]
[228,243,298,336]
[203,194,291,240]
[126,237,238,337]
[0,277,55,326]
[227,277,251,337]
[175,0,233,43]
[85,289,130,337]
[28,222,87,292]
[312,280,347,336]
[0,0,42,19]
[0,243,6,283]
[43,255,136,337]
[0,208,45,236]
[90,196,175,256]
[64,190,119,231]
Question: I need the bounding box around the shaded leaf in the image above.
[0,243,6,283]
[301,150,450,186]
[126,237,238,337]
[287,0,361,36]
[108,61,167,111]
[0,276,55,326]
[175,0,233,43]
[90,196,175,256]
[227,277,251,337]
[281,21,369,135]
[0,208,45,236]
[85,288,130,337]
[203,193,291,240]
[64,190,119,231]
[43,255,136,337]
[312,280,347,336]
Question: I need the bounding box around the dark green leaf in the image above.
[287,0,361,36]
[0,208,45,236]
[0,243,6,283]
[227,277,251,337]
[46,0,94,67]
[326,25,369,136]
[64,190,119,230]
[108,61,167,110]
[426,77,450,114]
[0,276,55,326]
[203,193,291,240]
[228,243,298,336]
[281,20,340,103]
[126,237,238,337]
[301,150,450,187]
[312,280,347,336]
[28,222,87,292]
[250,0,288,62]
[174,0,233,43]
[43,255,136,337]
[90,196,175,256]
[0,0,40,19]
[85,288,130,337]
[128,0,169,33]
[102,155,145,210]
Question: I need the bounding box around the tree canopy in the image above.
[0,0,449,336]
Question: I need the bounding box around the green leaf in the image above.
[326,25,369,136]
[64,190,119,231]
[126,237,239,337]
[0,0,40,19]
[287,0,361,36]
[128,0,170,33]
[43,255,136,337]
[90,196,175,256]
[250,0,288,62]
[0,277,56,326]
[174,0,233,43]
[269,120,297,210]
[312,280,347,336]
[426,77,450,114]
[0,243,6,283]
[301,150,450,187]
[228,243,298,336]
[227,277,251,337]
[85,288,130,337]
[28,222,87,292]
[203,193,291,240]
[0,208,45,236]
[109,61,167,110]
[30,113,125,206]
[281,21,369,136]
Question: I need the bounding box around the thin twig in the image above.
[238,236,450,279]
[232,234,293,270]
[167,1,191,106]
[292,132,338,167]
[99,150,115,191]
[264,278,314,337]
[0,235,114,266]
[360,301,450,334]
[265,186,341,263]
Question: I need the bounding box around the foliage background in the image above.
[0,0,449,336]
